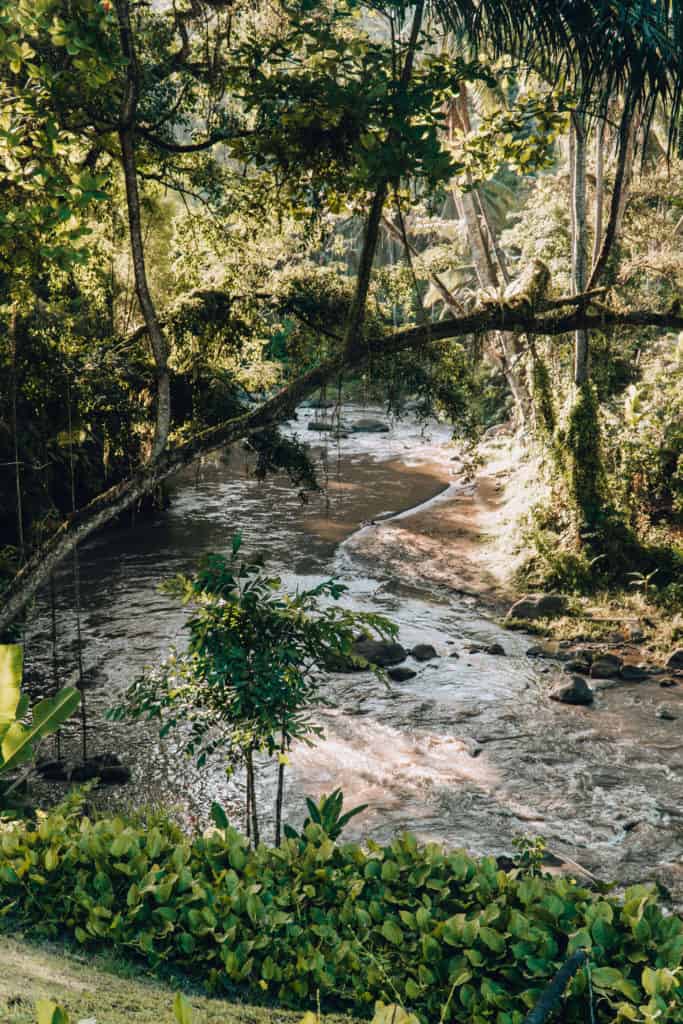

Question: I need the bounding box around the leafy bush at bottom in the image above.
[1,789,682,1023]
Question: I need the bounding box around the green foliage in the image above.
[111,538,395,841]
[35,1000,70,1024]
[561,383,605,528]
[2,790,683,1023]
[0,644,80,782]
[284,789,368,842]
[606,347,683,526]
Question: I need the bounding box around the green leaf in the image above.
[210,801,229,830]
[591,966,640,1000]
[0,644,23,726]
[479,926,506,953]
[1,686,80,773]
[382,919,403,945]
[36,1000,68,1024]
[174,992,193,1024]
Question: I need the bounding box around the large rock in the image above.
[619,664,649,682]
[486,642,506,656]
[666,649,683,670]
[565,658,591,675]
[525,643,557,659]
[388,665,417,682]
[550,675,595,706]
[590,653,623,679]
[352,638,407,667]
[351,418,390,433]
[308,420,347,432]
[506,593,568,621]
[411,643,438,662]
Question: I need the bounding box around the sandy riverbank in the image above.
[346,432,542,613]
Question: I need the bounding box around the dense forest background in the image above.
[0,0,682,635]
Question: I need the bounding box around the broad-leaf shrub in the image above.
[1,790,682,1023]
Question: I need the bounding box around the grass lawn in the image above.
[0,935,359,1024]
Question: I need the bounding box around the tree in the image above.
[111,535,395,846]
[2,0,683,637]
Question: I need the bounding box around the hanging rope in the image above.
[67,376,88,763]
[49,573,61,761]
[10,306,25,568]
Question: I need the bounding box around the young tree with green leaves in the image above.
[111,534,396,845]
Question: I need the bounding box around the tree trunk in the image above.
[571,111,590,386]
[246,748,260,847]
[115,0,171,461]
[275,725,286,847]
[450,88,531,421]
[591,119,605,271]
[587,99,637,290]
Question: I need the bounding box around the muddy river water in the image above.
[24,405,683,902]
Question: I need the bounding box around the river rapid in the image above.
[24,405,683,902]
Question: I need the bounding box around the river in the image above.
[24,405,683,902]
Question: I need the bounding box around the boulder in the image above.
[619,664,649,682]
[525,644,556,659]
[352,638,407,668]
[411,643,438,662]
[550,675,595,706]
[507,593,568,621]
[666,649,683,670]
[70,753,131,785]
[590,653,623,679]
[565,659,591,675]
[351,418,390,433]
[36,759,68,781]
[660,678,679,688]
[388,666,418,682]
[486,642,506,656]
[449,650,460,658]
[656,703,678,720]
[308,420,346,432]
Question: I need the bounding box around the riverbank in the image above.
[345,430,540,612]
[345,426,683,904]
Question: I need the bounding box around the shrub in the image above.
[1,790,682,1023]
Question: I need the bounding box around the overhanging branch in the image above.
[2,290,681,635]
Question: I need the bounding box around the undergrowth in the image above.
[1,790,682,1023]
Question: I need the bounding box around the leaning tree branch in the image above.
[2,290,683,636]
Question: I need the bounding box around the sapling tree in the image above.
[112,532,396,845]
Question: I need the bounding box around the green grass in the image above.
[0,935,359,1024]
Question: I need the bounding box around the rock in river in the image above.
[351,418,390,433]
[308,420,347,432]
[550,675,595,706]
[411,643,438,661]
[666,649,683,670]
[590,653,623,679]
[506,593,568,621]
[352,638,407,667]
[388,665,418,682]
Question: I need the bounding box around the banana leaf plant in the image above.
[0,643,80,779]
